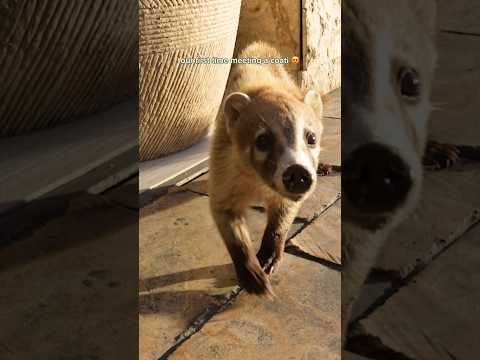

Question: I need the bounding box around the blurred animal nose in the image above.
[343,143,412,213]
[283,165,312,194]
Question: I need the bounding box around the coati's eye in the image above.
[255,132,273,152]
[305,131,317,146]
[399,68,420,99]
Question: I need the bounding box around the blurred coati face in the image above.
[224,88,323,201]
[342,0,438,231]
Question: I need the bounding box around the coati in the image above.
[209,42,323,297]
[342,0,438,344]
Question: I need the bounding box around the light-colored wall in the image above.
[233,0,301,80]
[233,0,341,96]
[301,0,341,95]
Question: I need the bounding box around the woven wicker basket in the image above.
[0,1,138,137]
[139,0,242,161]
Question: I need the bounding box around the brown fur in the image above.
[209,42,323,296]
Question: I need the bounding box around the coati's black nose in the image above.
[283,165,312,194]
[343,143,412,213]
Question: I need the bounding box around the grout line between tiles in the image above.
[351,217,480,327]
[286,197,342,270]
[158,287,242,360]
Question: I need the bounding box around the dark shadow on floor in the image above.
[0,191,137,272]
[140,188,202,218]
[140,263,236,291]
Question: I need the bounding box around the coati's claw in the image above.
[265,254,283,276]
[237,259,275,298]
[317,163,333,176]
[423,140,460,170]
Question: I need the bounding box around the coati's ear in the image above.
[303,89,323,116]
[223,92,252,134]
[409,0,437,34]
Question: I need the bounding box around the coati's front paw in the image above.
[235,258,275,298]
[423,141,460,170]
[317,163,333,176]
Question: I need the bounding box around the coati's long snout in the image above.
[342,0,438,231]
[343,142,413,230]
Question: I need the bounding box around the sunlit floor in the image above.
[139,89,342,360]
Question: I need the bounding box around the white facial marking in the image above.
[370,31,421,182]
[273,114,317,194]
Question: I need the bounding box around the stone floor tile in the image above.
[375,166,480,276]
[169,253,341,360]
[139,190,271,359]
[319,115,341,167]
[297,174,341,222]
[356,222,480,360]
[290,199,341,265]
[0,194,138,360]
[319,130,341,167]
[429,33,480,145]
[350,280,392,322]
[323,88,341,119]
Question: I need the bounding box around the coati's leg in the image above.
[341,230,388,345]
[212,209,274,297]
[257,201,299,275]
